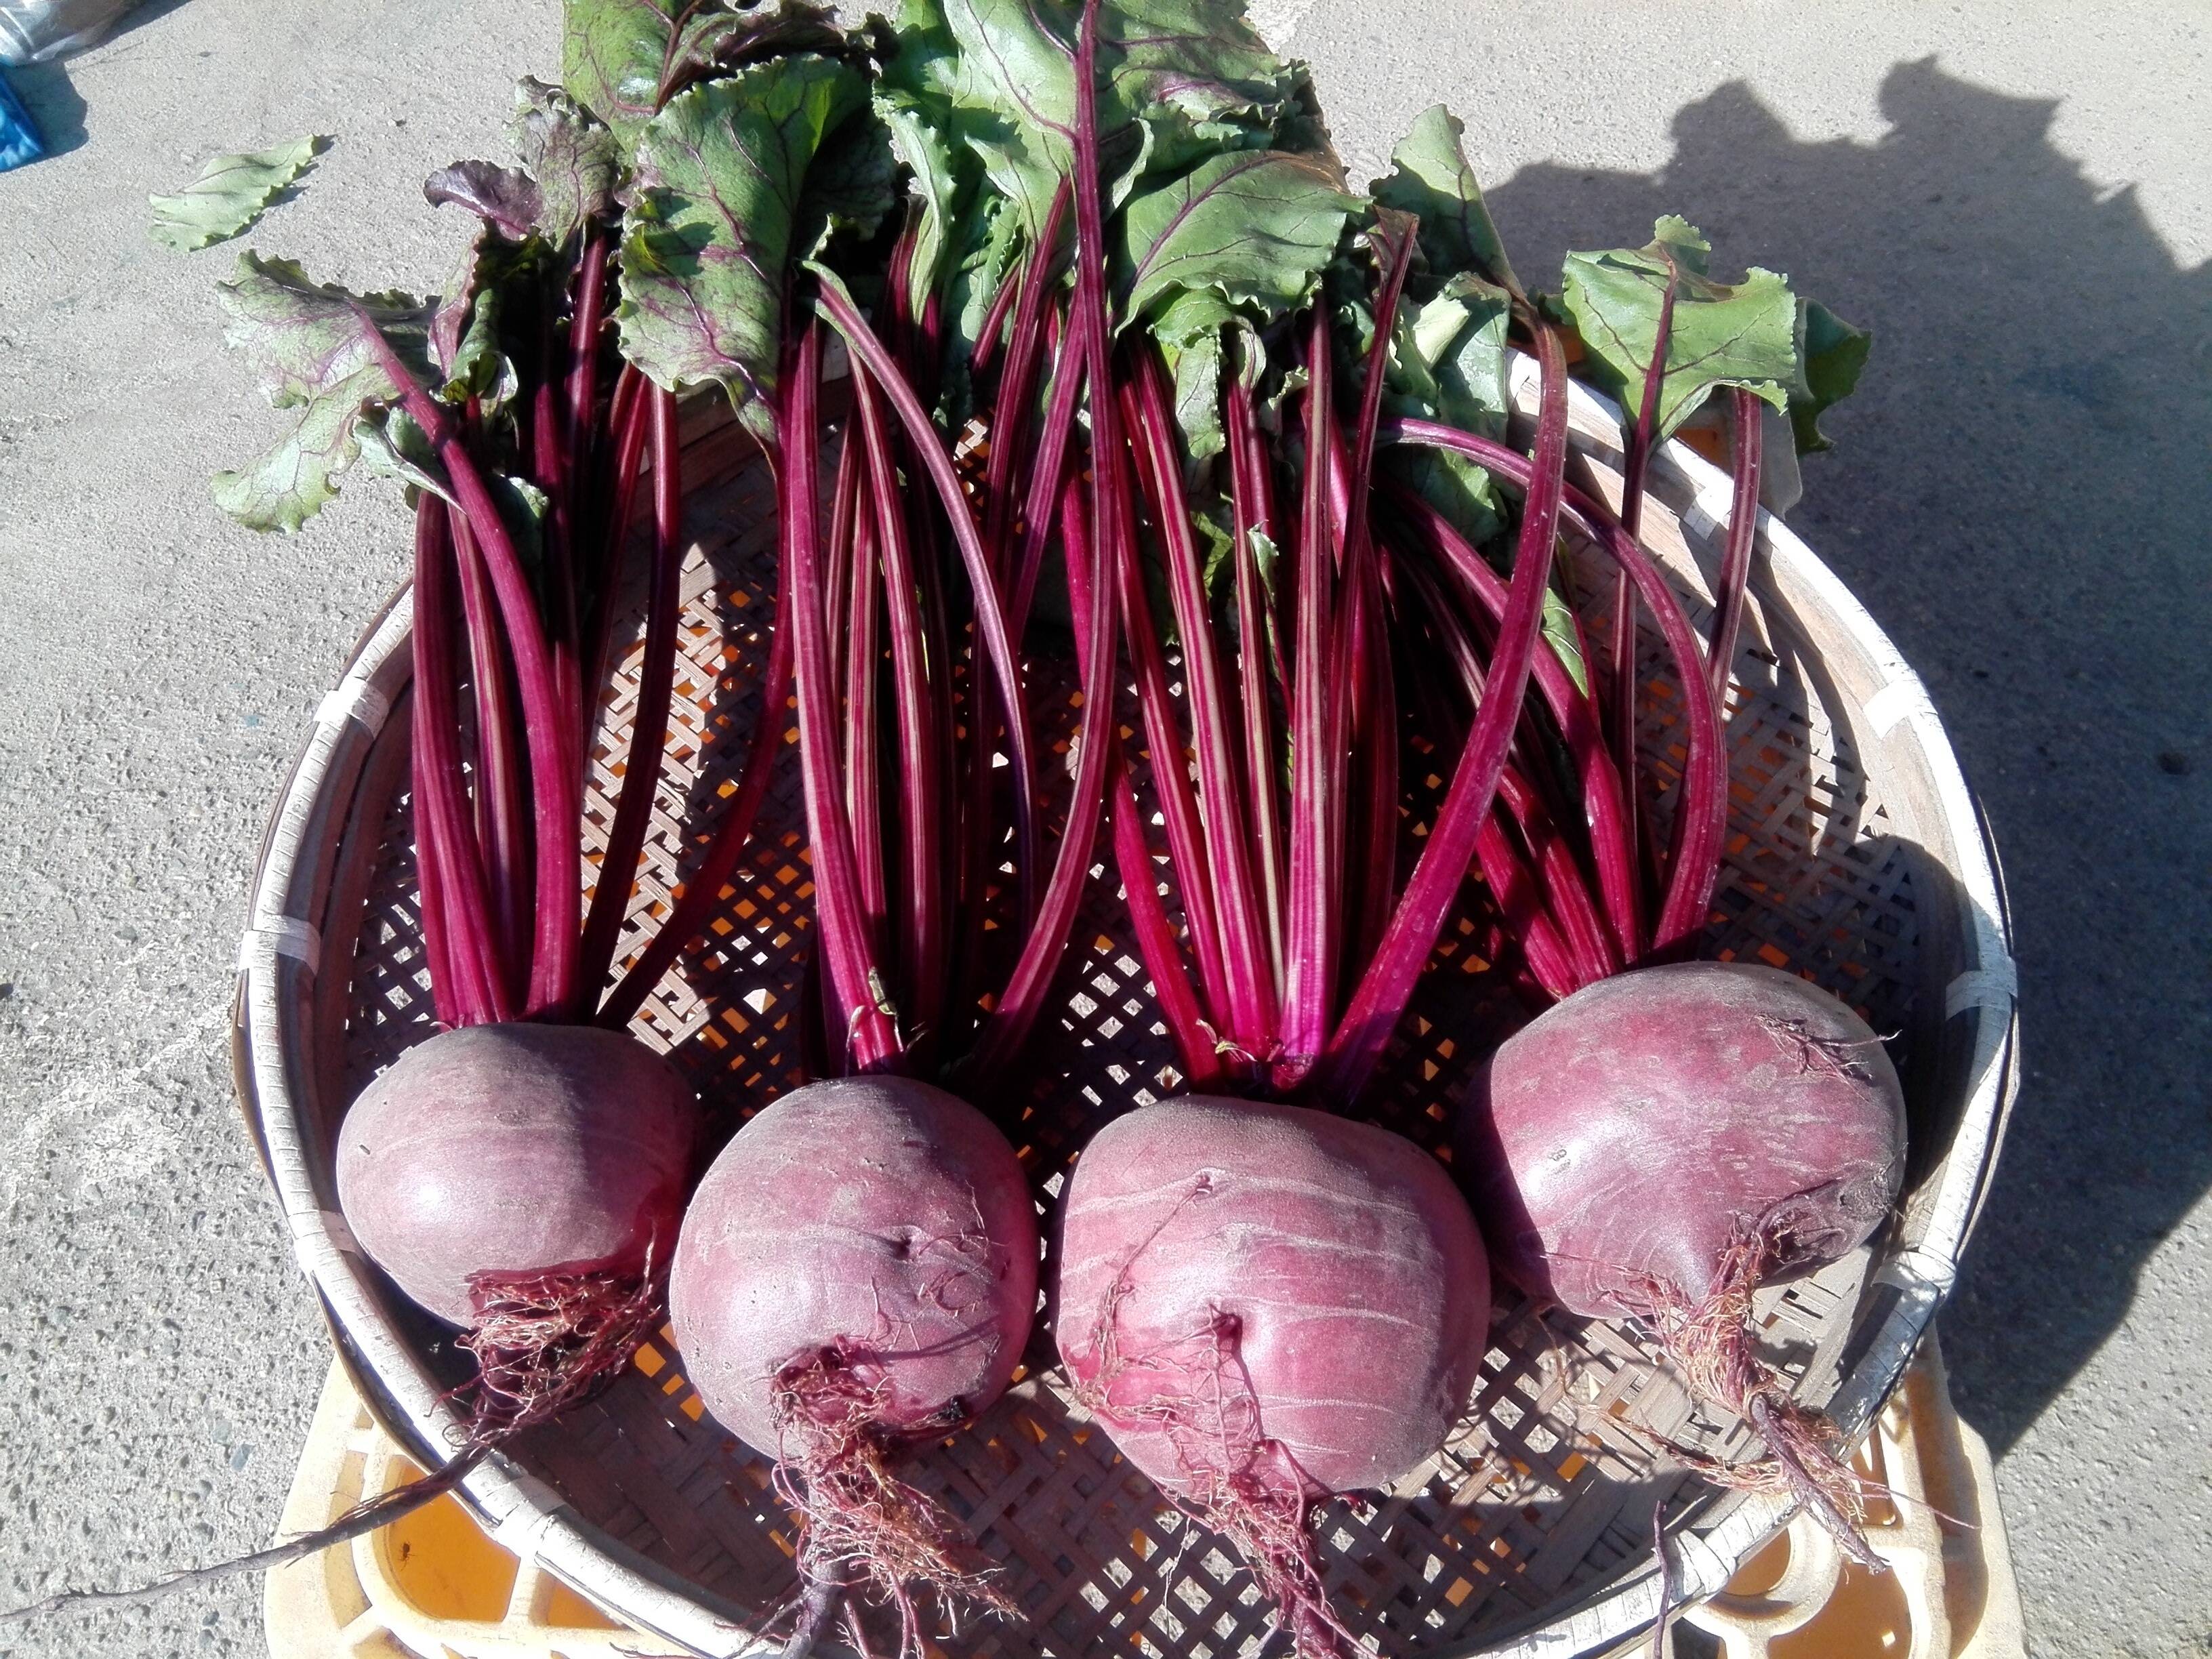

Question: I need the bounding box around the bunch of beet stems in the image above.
[1371,382,1762,1013]
[411,243,788,1045]
[766,176,1120,1089]
[1053,213,1575,1103]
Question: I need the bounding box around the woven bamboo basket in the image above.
[232,356,2018,1659]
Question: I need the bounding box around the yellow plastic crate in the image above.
[263,1361,689,1659]
[266,1340,2024,1659]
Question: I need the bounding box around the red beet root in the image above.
[1056,1097,1490,1656]
[1458,960,1906,1555]
[337,1023,697,1429]
[671,1078,1038,1647]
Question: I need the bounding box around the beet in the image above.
[1056,1097,1489,1656]
[671,1077,1038,1642]
[1458,960,1905,1553]
[337,1023,697,1427]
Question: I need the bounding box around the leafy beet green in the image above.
[148,136,327,253]
[616,56,878,429]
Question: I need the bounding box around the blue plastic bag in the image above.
[0,68,43,172]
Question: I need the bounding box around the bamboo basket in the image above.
[232,359,2018,1659]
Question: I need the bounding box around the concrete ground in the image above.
[0,2,2205,1656]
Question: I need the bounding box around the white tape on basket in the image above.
[1946,899,2017,1018]
[489,1472,571,1566]
[289,1209,362,1277]
[316,676,393,735]
[1862,672,1936,739]
[1668,1523,1741,1601]
[237,916,323,975]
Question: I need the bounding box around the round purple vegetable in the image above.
[1458,960,1906,1553]
[338,1023,697,1418]
[1057,1099,1490,1658]
[672,1078,1038,1643]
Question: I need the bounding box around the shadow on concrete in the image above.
[1485,58,2212,1454]
[3,0,192,157]
[6,58,85,155]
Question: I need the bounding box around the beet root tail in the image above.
[1188,1449,1357,1659]
[771,1349,1015,1659]
[460,1256,666,1437]
[1652,1227,1883,1572]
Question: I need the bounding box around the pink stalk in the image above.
[1496,764,1618,990]
[853,371,946,1033]
[1226,377,1287,988]
[1125,353,1275,1053]
[813,278,1039,928]
[1475,805,1580,1001]
[781,323,901,1069]
[1610,257,1681,886]
[411,497,510,1025]
[450,511,532,992]
[566,236,609,466]
[1385,545,1612,996]
[967,255,1025,380]
[1276,314,1345,1091]
[583,369,652,701]
[1048,341,1218,1090]
[1008,308,1086,641]
[843,453,888,943]
[1316,322,1574,1105]
[1381,418,1729,958]
[1337,222,1417,979]
[982,183,1073,581]
[966,459,1120,1075]
[1116,504,1235,1028]
[1706,391,1764,700]
[596,548,795,1032]
[575,389,684,1004]
[1387,487,1645,964]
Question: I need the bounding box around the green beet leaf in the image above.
[1118,149,1354,333]
[1559,218,1797,440]
[1788,298,1870,453]
[211,253,435,533]
[876,86,962,316]
[1372,106,1516,295]
[560,0,843,150]
[512,77,619,247]
[615,56,870,430]
[148,136,327,253]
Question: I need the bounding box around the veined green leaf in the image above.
[355,406,454,506]
[799,106,899,257]
[1560,220,1798,439]
[877,86,962,314]
[211,253,434,532]
[1372,106,1515,294]
[1379,271,1511,549]
[916,0,1315,237]
[1118,149,1354,331]
[424,160,541,241]
[615,56,869,429]
[512,77,619,246]
[1096,0,1305,173]
[148,136,326,253]
[560,0,842,149]
[1788,298,1870,454]
[1155,288,1234,461]
[1541,585,1589,695]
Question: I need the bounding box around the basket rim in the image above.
[233,364,2019,1659]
